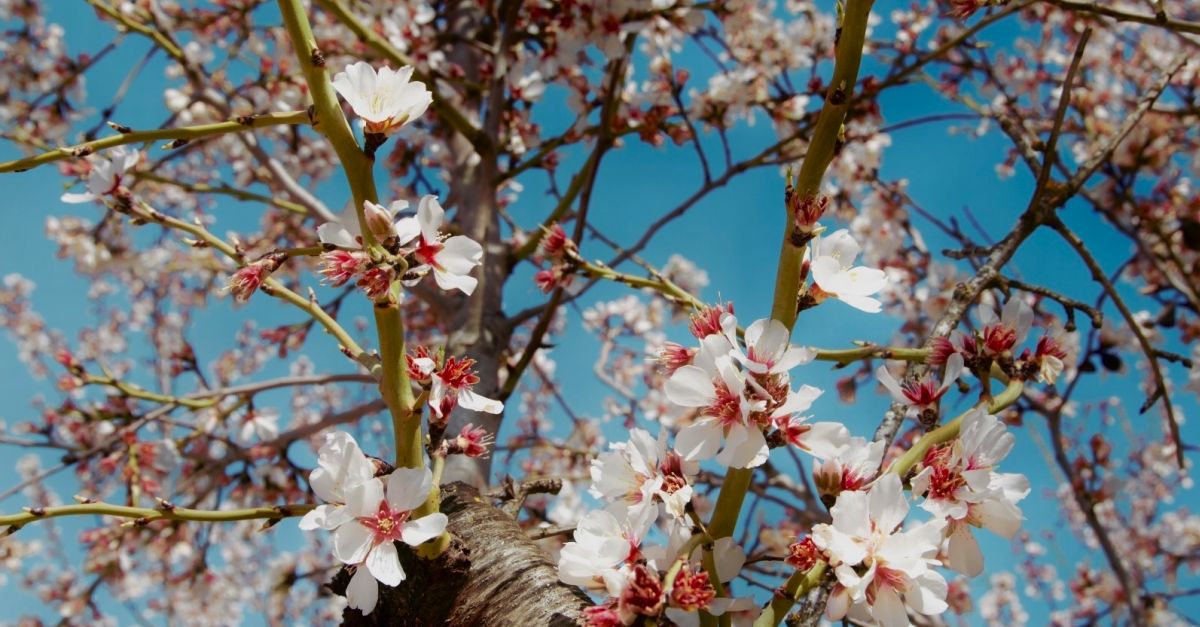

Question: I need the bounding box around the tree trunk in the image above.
[333,483,590,626]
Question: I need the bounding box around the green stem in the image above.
[134,172,310,215]
[82,375,219,410]
[373,303,420,468]
[752,0,876,624]
[813,345,929,367]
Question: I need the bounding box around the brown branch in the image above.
[1045,0,1200,37]
[1045,411,1148,625]
[1047,217,1184,469]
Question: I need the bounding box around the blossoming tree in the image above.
[1,0,1199,625]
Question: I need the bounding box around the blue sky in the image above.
[2,2,1197,624]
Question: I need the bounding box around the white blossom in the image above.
[331,61,432,134]
[333,467,448,615]
[395,195,485,295]
[810,229,888,313]
[814,474,948,627]
[298,431,376,532]
[910,408,1030,576]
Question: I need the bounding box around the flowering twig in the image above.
[0,111,310,174]
[274,1,426,493]
[133,172,310,215]
[80,374,219,410]
[886,378,1025,479]
[1046,0,1200,35]
[124,199,369,366]
[1,501,314,534]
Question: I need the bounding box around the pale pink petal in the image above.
[458,389,503,414]
[318,222,361,249]
[675,420,722,461]
[869,474,909,533]
[60,192,97,204]
[416,195,444,242]
[717,423,768,469]
[947,522,983,577]
[438,236,484,275]
[871,584,909,627]
[432,267,478,295]
[346,479,385,518]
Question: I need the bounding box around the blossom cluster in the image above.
[297,432,447,616]
[559,296,1034,626]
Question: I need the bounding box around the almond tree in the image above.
[1,0,1198,625]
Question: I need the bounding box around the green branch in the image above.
[0,111,310,174]
[2,501,313,533]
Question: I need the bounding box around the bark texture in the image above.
[332,483,590,626]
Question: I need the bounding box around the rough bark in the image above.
[332,483,590,626]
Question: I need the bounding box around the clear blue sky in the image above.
[1,2,1197,624]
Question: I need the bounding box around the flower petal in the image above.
[387,467,433,512]
[402,512,448,546]
[346,565,380,615]
[333,520,374,564]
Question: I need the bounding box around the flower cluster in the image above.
[317,194,484,301]
[929,299,1077,384]
[406,346,503,424]
[665,307,849,468]
[298,432,447,616]
[796,409,1029,625]
[558,502,755,627]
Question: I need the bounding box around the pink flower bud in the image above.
[450,423,493,458]
[227,253,286,303]
[656,341,695,375]
[356,266,394,301]
[789,192,829,236]
[538,224,575,259]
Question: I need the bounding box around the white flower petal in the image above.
[333,520,374,564]
[665,366,715,407]
[402,512,448,547]
[346,565,380,615]
[387,467,433,512]
[366,541,406,587]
